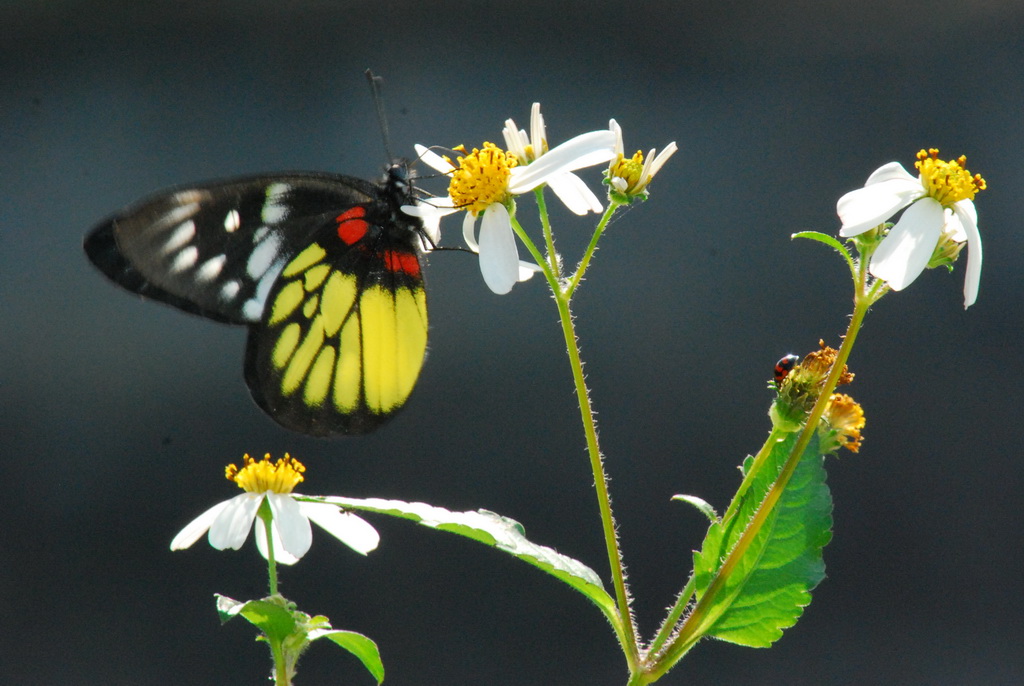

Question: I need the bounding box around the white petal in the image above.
[941,208,965,242]
[401,198,457,218]
[402,199,455,248]
[478,204,520,294]
[502,119,527,157]
[414,216,441,250]
[837,177,923,237]
[638,148,657,183]
[953,202,983,308]
[948,199,976,243]
[301,502,380,555]
[509,130,617,193]
[208,493,263,550]
[170,499,232,550]
[646,142,678,178]
[268,493,312,560]
[517,260,543,282]
[547,172,603,215]
[869,197,944,291]
[414,144,456,174]
[529,102,545,153]
[608,119,624,156]
[255,520,301,566]
[462,211,480,252]
[864,161,917,187]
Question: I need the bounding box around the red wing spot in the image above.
[336,206,369,245]
[383,250,421,277]
[337,206,367,222]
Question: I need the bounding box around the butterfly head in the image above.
[383,160,417,201]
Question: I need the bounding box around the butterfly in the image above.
[84,163,433,437]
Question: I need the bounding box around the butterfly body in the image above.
[85,164,430,436]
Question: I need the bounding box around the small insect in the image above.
[773,354,800,386]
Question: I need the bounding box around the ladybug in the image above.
[773,354,800,386]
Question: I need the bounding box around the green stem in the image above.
[553,288,639,666]
[509,193,639,666]
[259,501,289,685]
[261,502,280,597]
[626,670,648,686]
[646,575,696,659]
[649,287,874,679]
[269,635,290,686]
[647,421,788,659]
[566,201,622,298]
[722,425,791,523]
[535,189,560,276]
[508,212,556,287]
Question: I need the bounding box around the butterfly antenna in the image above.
[365,69,395,162]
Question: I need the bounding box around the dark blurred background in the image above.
[3,1,1022,684]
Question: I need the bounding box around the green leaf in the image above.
[671,494,718,522]
[216,594,245,622]
[691,432,833,647]
[791,230,846,254]
[215,595,296,642]
[310,629,385,684]
[792,230,855,275]
[310,496,617,624]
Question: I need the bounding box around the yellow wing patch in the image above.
[262,243,428,427]
[360,285,428,413]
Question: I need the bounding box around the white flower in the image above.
[606,118,677,200]
[502,103,605,215]
[170,454,379,565]
[414,110,616,294]
[837,149,986,308]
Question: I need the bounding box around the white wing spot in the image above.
[224,209,241,233]
[243,257,287,321]
[170,246,199,273]
[195,254,227,282]
[262,183,291,224]
[247,232,282,279]
[220,279,241,302]
[160,220,196,255]
[242,299,263,321]
[153,203,200,232]
[171,190,205,204]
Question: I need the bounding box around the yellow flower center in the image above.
[915,148,987,206]
[609,150,646,192]
[522,142,541,162]
[446,142,517,216]
[226,453,306,494]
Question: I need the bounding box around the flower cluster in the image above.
[406,104,675,294]
[771,341,855,431]
[606,119,678,203]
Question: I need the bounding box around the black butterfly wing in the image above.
[84,173,382,324]
[85,171,430,436]
[244,204,429,436]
